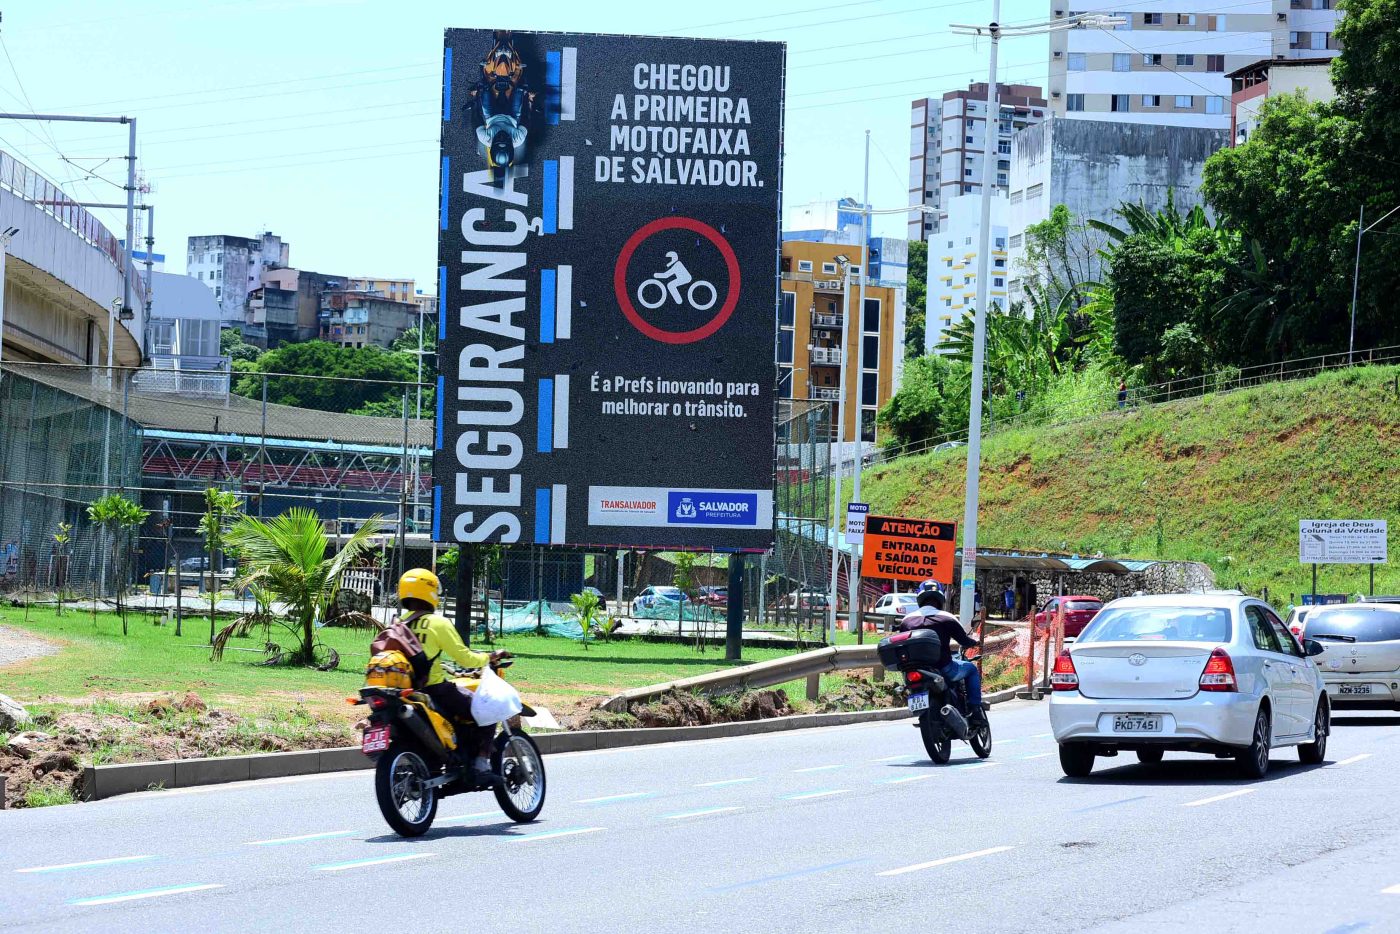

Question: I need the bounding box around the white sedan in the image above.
[872,593,919,622]
[1049,593,1330,779]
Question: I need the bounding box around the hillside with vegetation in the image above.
[860,366,1400,602]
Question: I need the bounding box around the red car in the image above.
[697,586,728,609]
[1033,595,1104,638]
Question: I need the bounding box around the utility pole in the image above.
[1349,202,1400,365]
[849,130,871,644]
[828,258,853,641]
[949,8,1123,630]
[0,226,16,372]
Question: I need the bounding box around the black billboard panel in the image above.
[434,29,784,551]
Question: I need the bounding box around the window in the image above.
[821,262,837,274]
[1111,94,1131,112]
[1246,606,1282,652]
[1067,52,1086,71]
[860,373,878,408]
[1289,30,1303,47]
[965,168,973,177]
[1208,14,1223,30]
[1010,190,1023,205]
[779,291,795,328]
[777,329,793,364]
[944,298,952,307]
[994,236,1005,249]
[1176,54,1194,66]
[777,367,792,398]
[994,257,1006,268]
[1312,31,1328,50]
[998,140,1011,154]
[997,173,1008,186]
[1143,12,1161,24]
[964,184,973,193]
[1066,93,1086,112]
[965,236,973,245]
[1115,11,1131,29]
[797,260,813,272]
[1175,95,1193,108]
[1113,52,1131,72]
[1009,233,1022,248]
[862,335,879,365]
[965,135,974,144]
[1206,95,1224,114]
[1142,94,1161,107]
[946,240,954,249]
[1177,13,1195,24]
[215,287,222,299]
[862,297,880,333]
[946,258,953,268]
[993,277,1004,287]
[1207,54,1224,72]
[1265,612,1303,658]
[1079,607,1232,644]
[1143,53,1162,66]
[1027,183,1044,200]
[1304,607,1400,644]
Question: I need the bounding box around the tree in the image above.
[876,354,969,450]
[199,488,243,642]
[86,494,149,634]
[904,239,928,358]
[220,328,261,365]
[51,522,71,616]
[570,591,601,650]
[232,341,415,413]
[213,509,382,668]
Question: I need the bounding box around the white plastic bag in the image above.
[470,665,524,726]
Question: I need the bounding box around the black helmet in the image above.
[917,589,945,610]
[490,132,513,167]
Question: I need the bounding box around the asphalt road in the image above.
[3,700,1400,933]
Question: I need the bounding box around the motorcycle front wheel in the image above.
[919,712,952,764]
[493,731,546,822]
[375,744,439,837]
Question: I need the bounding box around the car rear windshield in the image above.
[1076,606,1232,644]
[1305,608,1400,643]
[1066,600,1102,611]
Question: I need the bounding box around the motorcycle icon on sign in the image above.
[636,252,718,312]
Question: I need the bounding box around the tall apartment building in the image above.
[778,241,904,445]
[186,231,289,326]
[1047,2,1341,131]
[907,83,1048,241]
[926,193,1011,353]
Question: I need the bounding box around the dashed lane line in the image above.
[68,883,223,907]
[781,789,849,801]
[663,807,743,820]
[314,854,435,872]
[792,764,845,773]
[1332,754,1373,768]
[507,827,605,843]
[695,778,757,788]
[576,792,654,805]
[1183,789,1255,808]
[16,855,155,874]
[878,846,1017,877]
[246,831,358,846]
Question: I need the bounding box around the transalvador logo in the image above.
[668,491,758,527]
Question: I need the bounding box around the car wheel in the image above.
[1298,700,1329,765]
[1235,706,1271,779]
[1058,743,1095,778]
[1135,748,1164,765]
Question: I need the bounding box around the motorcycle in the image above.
[877,629,993,763]
[355,657,546,837]
[470,31,539,172]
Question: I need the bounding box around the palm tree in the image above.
[211,509,382,669]
[86,494,149,634]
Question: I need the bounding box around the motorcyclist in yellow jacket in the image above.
[397,568,508,784]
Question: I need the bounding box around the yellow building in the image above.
[346,276,416,304]
[779,241,903,443]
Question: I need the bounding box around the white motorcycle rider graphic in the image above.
[637,252,718,312]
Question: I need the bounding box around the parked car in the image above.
[631,586,687,615]
[777,590,829,611]
[933,441,966,453]
[1283,606,1313,643]
[871,593,919,622]
[178,555,234,573]
[1049,593,1329,779]
[1034,595,1104,638]
[1304,602,1400,709]
[697,586,728,609]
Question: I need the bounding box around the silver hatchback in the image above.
[1305,603,1400,708]
[1049,594,1330,779]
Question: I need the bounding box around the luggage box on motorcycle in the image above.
[876,628,943,671]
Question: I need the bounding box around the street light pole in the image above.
[829,258,853,640]
[850,130,871,644]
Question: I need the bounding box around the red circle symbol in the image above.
[613,216,742,345]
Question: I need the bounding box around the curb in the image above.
[81,685,1025,801]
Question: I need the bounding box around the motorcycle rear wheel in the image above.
[375,744,438,837]
[969,712,992,759]
[493,731,546,822]
[919,712,952,764]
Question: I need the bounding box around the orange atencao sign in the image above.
[860,515,957,584]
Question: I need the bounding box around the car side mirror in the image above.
[1304,639,1325,657]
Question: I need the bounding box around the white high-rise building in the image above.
[1048,2,1341,131]
[925,192,1010,354]
[186,231,290,326]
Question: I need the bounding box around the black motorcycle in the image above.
[878,629,992,763]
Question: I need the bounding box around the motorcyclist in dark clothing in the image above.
[898,589,985,715]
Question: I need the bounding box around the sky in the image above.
[0,0,1053,287]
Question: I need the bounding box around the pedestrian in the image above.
[1117,379,1128,410]
[1003,582,1016,619]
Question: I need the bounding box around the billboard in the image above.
[1299,520,1388,565]
[435,29,784,551]
[859,515,958,585]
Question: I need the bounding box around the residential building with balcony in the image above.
[1229,56,1336,145]
[778,241,905,446]
[319,290,420,349]
[926,192,1010,354]
[346,276,416,304]
[186,231,289,326]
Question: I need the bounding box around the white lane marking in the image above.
[878,845,1016,877]
[873,754,915,762]
[68,883,223,906]
[16,855,155,874]
[1021,753,1052,761]
[1332,754,1373,768]
[663,807,743,820]
[792,765,845,773]
[314,853,435,872]
[953,762,999,771]
[437,811,498,824]
[1032,733,1054,739]
[1381,883,1400,895]
[880,774,934,785]
[245,830,357,846]
[782,790,849,801]
[1183,789,1255,808]
[576,792,653,805]
[695,778,756,788]
[507,827,605,843]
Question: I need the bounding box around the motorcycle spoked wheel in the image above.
[969,711,993,759]
[375,743,439,837]
[919,712,952,764]
[492,731,546,823]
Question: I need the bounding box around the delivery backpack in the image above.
[370,611,437,689]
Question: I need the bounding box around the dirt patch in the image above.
[0,624,59,669]
[578,686,794,730]
[813,674,907,713]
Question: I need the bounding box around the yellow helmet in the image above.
[398,568,441,609]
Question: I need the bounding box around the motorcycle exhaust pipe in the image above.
[398,705,450,760]
[940,704,970,741]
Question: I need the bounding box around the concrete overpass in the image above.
[0,148,144,366]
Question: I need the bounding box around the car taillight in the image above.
[1050,650,1078,691]
[1199,647,1237,692]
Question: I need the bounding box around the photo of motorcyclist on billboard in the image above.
[469,30,540,171]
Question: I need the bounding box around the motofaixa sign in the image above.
[434,29,783,551]
[860,515,957,585]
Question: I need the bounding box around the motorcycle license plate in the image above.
[361,726,390,753]
[907,692,930,713]
[1112,715,1160,733]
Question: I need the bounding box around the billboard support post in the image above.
[726,553,744,661]
[457,544,475,646]
[1312,563,1318,602]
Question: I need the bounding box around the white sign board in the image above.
[1299,520,1388,565]
[845,502,869,546]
